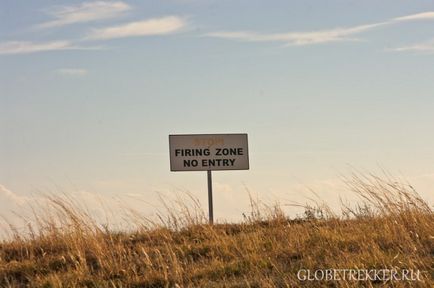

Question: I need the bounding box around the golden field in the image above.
[0,173,433,287]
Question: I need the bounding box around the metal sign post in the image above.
[207,170,213,224]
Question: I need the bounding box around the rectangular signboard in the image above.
[169,134,249,171]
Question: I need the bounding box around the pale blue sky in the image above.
[1,1,434,225]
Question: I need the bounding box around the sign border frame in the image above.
[169,133,249,172]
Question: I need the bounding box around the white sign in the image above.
[169,134,249,171]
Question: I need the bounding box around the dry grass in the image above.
[0,173,433,287]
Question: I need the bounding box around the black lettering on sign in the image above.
[176,149,210,156]
[201,159,236,167]
[183,159,198,167]
[215,148,244,156]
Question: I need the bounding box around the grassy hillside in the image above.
[0,174,433,287]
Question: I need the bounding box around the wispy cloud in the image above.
[0,40,102,55]
[56,68,89,76]
[0,15,184,55]
[206,11,434,46]
[393,11,434,22]
[37,1,131,29]
[389,40,434,54]
[0,184,29,206]
[0,41,75,55]
[207,22,386,46]
[388,11,434,54]
[85,16,187,40]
